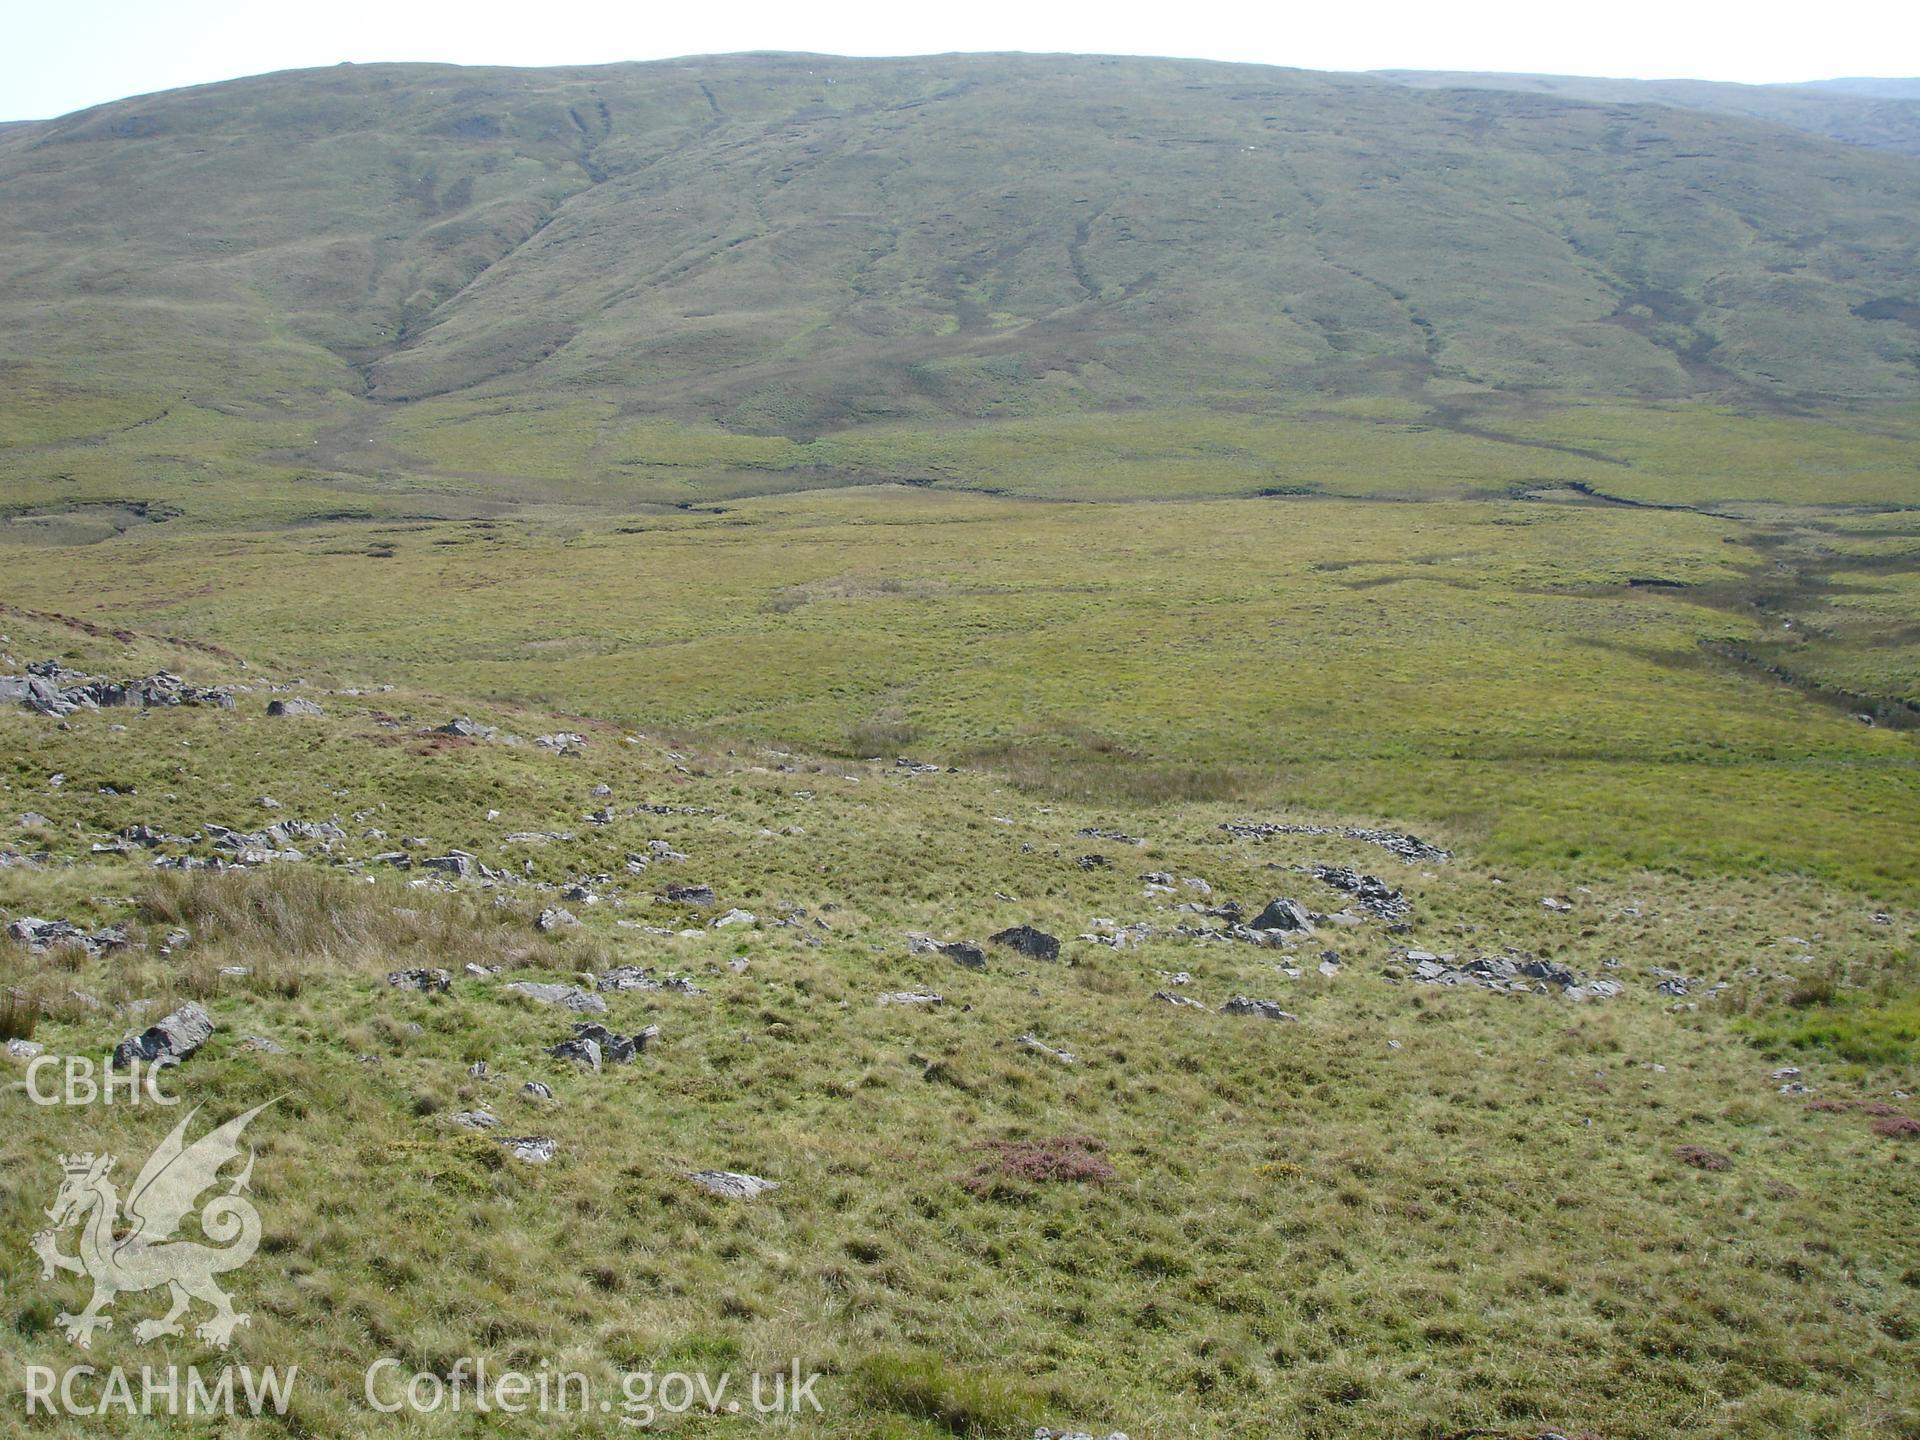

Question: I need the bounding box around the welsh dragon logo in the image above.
[31,1100,275,1350]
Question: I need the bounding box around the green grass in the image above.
[5,485,1915,896]
[0,626,1914,1437]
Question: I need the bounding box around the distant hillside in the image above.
[1,53,1917,461]
[1376,70,1920,155]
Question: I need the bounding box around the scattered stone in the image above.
[523,1080,554,1100]
[266,697,323,717]
[506,981,607,1014]
[433,717,495,739]
[450,1110,499,1130]
[497,1135,555,1163]
[600,965,707,995]
[7,916,122,957]
[710,908,757,928]
[387,968,451,993]
[991,925,1061,961]
[110,1001,213,1069]
[1075,827,1146,846]
[1153,990,1210,1010]
[688,1170,779,1200]
[7,1037,45,1060]
[1222,996,1298,1021]
[1390,949,1621,999]
[1541,896,1574,913]
[1309,864,1408,921]
[879,990,945,1006]
[536,906,580,933]
[566,1021,659,1064]
[1075,854,1110,871]
[664,882,716,907]
[1223,820,1449,863]
[1016,1035,1076,1064]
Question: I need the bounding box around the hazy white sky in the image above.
[4,0,1917,120]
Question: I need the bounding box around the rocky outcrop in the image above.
[3,660,234,716]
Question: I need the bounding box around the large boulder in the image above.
[111,1002,214,1069]
[1248,898,1313,933]
[990,925,1061,961]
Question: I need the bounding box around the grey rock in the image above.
[536,906,580,933]
[664,882,716,907]
[879,990,945,1006]
[1016,1034,1076,1064]
[1309,864,1408,921]
[111,1001,213,1069]
[1222,996,1298,1021]
[523,1080,555,1100]
[942,940,988,970]
[497,1135,556,1163]
[1153,990,1210,1010]
[1222,820,1449,864]
[1248,898,1313,933]
[598,965,707,995]
[990,925,1061,961]
[688,1169,779,1199]
[507,981,607,1014]
[239,1035,284,1054]
[7,1037,45,1060]
[387,968,451,993]
[550,1036,602,1070]
[568,1021,660,1065]
[266,697,323,717]
[450,1110,499,1130]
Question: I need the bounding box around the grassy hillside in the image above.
[1,611,1915,1438]
[1376,70,1920,156]
[4,55,1920,450]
